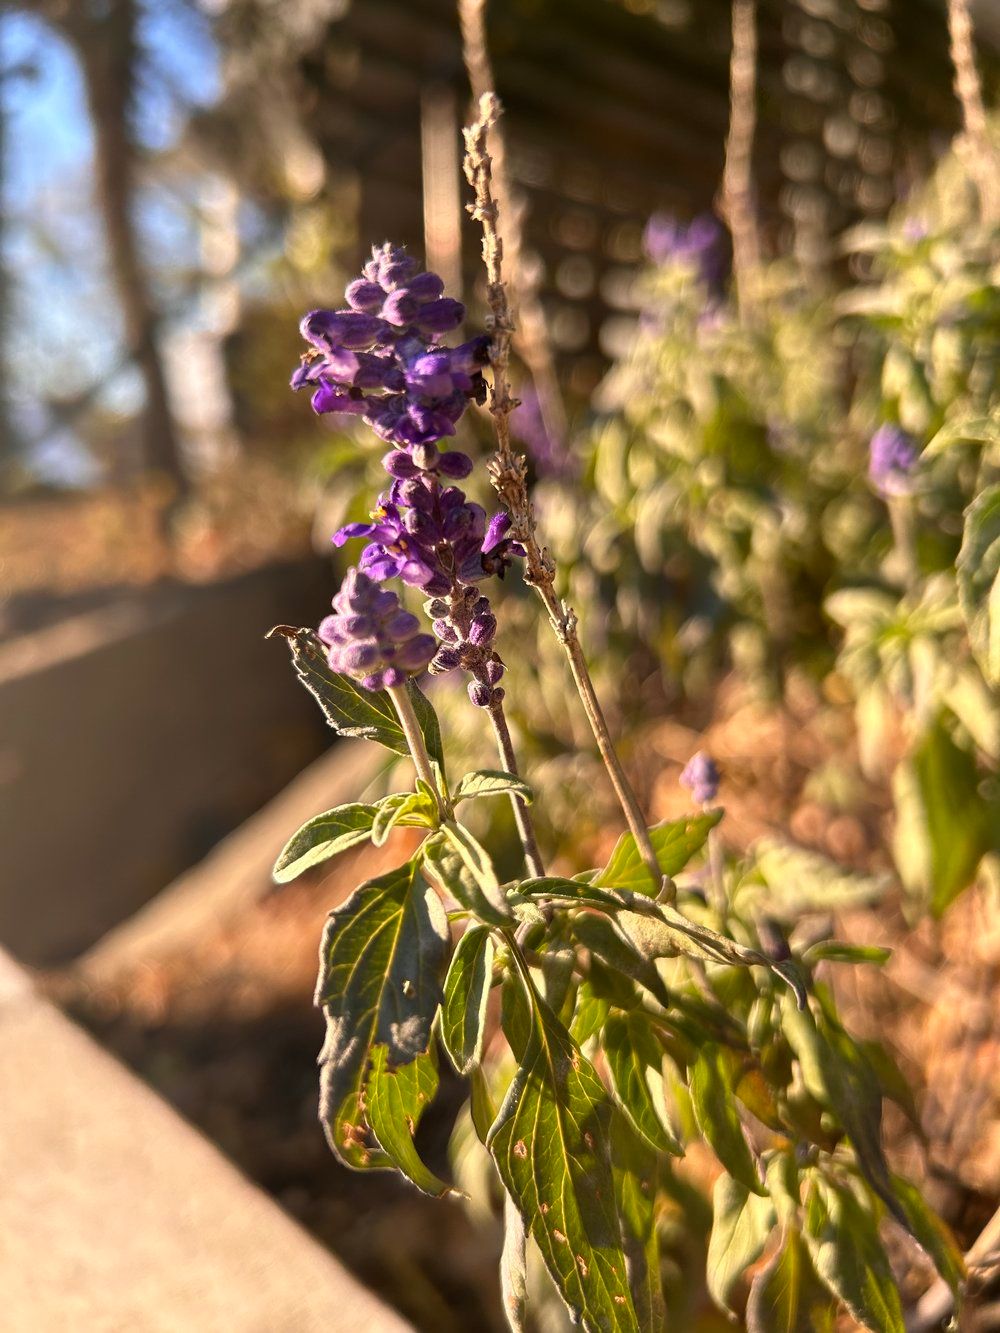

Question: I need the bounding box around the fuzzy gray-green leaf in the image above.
[273,803,377,883]
[803,1176,904,1333]
[597,811,723,895]
[489,969,639,1331]
[690,1044,765,1195]
[707,1173,776,1315]
[441,925,495,1075]
[455,769,534,804]
[315,859,448,1168]
[366,1044,452,1197]
[602,1011,683,1156]
[423,821,513,926]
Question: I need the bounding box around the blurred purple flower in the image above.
[643,212,729,296]
[512,386,575,479]
[679,751,721,804]
[869,424,919,498]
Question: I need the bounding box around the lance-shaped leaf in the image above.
[707,1173,776,1315]
[273,803,377,883]
[597,811,723,895]
[315,859,449,1168]
[602,1012,683,1156]
[423,821,513,926]
[370,789,438,847]
[489,967,639,1331]
[690,1043,765,1195]
[273,627,445,768]
[571,912,673,1010]
[803,1175,904,1333]
[455,769,534,804]
[890,1174,965,1298]
[366,1044,452,1197]
[957,482,1000,687]
[441,925,495,1075]
[610,1112,665,1330]
[611,902,807,1009]
[746,1228,838,1333]
[781,996,903,1225]
[501,1192,529,1333]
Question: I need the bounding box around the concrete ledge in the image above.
[0,953,411,1332]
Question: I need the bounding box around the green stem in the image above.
[387,684,453,819]
[487,697,545,879]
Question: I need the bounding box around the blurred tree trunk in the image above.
[66,0,188,494]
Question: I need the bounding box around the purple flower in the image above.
[291,244,488,449]
[317,567,436,691]
[680,751,720,804]
[643,212,729,296]
[869,424,919,498]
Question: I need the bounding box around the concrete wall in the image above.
[0,560,335,964]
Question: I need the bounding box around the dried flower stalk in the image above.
[458,0,569,458]
[720,0,763,315]
[463,93,670,899]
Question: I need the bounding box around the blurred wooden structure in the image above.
[286,0,973,391]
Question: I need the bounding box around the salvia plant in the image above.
[271,98,967,1332]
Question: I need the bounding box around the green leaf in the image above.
[422,821,513,926]
[707,1173,776,1316]
[455,769,534,804]
[802,941,892,967]
[440,925,495,1076]
[274,628,444,767]
[488,964,639,1331]
[689,1044,764,1195]
[570,980,611,1046]
[500,1192,528,1333]
[612,904,808,1009]
[602,1012,683,1156]
[315,859,448,1168]
[366,1045,452,1197]
[747,1228,838,1333]
[957,483,1000,686]
[520,875,806,1007]
[890,1174,965,1298]
[781,997,903,1225]
[803,1176,904,1333]
[892,715,995,916]
[596,811,723,895]
[370,789,437,846]
[610,1113,666,1330]
[570,912,673,1010]
[272,803,377,883]
[745,840,889,920]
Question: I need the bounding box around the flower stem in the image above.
[487,697,545,879]
[387,684,453,819]
[720,0,762,317]
[463,94,669,900]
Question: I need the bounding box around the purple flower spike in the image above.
[680,751,721,805]
[318,567,435,690]
[869,424,919,498]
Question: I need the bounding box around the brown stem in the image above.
[719,0,762,317]
[463,92,668,898]
[487,698,545,879]
[387,685,453,819]
[947,0,1000,223]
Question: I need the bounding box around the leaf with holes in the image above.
[488,966,638,1331]
[366,1044,451,1197]
[315,859,448,1168]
